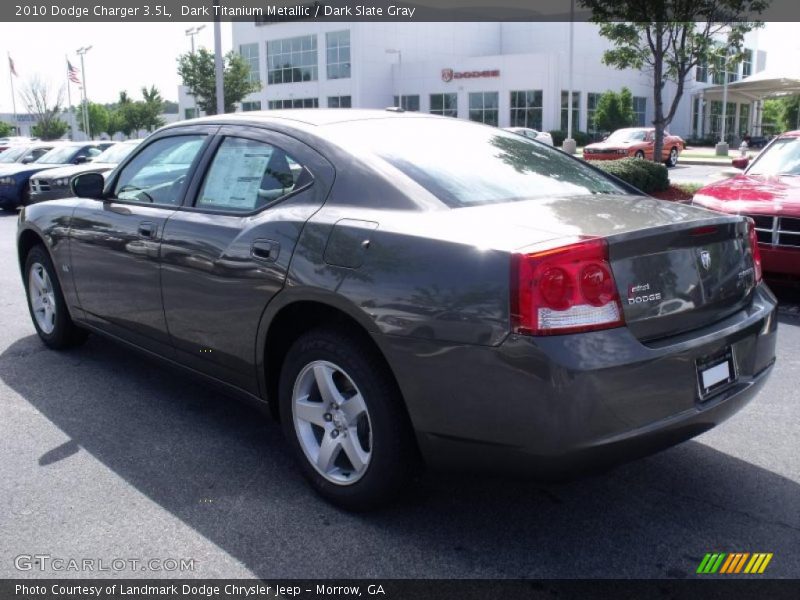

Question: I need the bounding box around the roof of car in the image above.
[184,109,442,128]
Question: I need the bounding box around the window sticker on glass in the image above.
[197,138,299,212]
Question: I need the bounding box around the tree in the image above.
[761,96,800,133]
[177,48,261,115]
[592,87,635,132]
[78,102,110,138]
[20,77,69,140]
[0,122,13,137]
[580,0,767,161]
[140,85,166,131]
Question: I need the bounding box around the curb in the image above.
[678,158,738,167]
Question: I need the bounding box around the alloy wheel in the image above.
[28,262,56,334]
[292,360,372,485]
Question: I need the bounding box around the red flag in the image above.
[8,55,17,77]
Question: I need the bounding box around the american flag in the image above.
[8,55,17,77]
[67,60,81,85]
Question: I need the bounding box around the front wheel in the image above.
[634,150,645,159]
[666,147,679,167]
[24,245,89,349]
[279,328,417,510]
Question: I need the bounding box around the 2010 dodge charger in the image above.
[17,110,777,509]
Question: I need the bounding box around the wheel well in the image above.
[17,229,45,269]
[264,301,402,422]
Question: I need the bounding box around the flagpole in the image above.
[65,56,74,139]
[8,53,18,136]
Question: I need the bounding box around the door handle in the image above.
[251,239,280,262]
[138,221,157,239]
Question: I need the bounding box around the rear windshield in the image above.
[325,118,625,207]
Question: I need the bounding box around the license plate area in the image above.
[696,346,738,400]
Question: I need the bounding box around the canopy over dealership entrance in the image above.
[693,70,800,140]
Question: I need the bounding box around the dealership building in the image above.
[180,21,768,140]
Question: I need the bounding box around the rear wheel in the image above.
[279,328,416,510]
[24,245,88,349]
[666,147,679,167]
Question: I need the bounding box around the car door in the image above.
[69,128,215,355]
[159,125,334,393]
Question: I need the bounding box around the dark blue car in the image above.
[0,142,112,211]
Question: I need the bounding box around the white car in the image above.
[504,127,554,146]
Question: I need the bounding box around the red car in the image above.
[583,127,685,167]
[693,130,800,279]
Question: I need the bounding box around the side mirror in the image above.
[732,157,750,170]
[71,172,105,199]
[21,157,33,164]
[74,156,91,165]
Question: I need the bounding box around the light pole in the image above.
[213,0,224,115]
[185,25,206,118]
[563,0,576,154]
[76,46,92,139]
[386,49,402,108]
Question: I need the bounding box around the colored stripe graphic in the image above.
[700,552,773,574]
[744,553,774,574]
[697,553,727,574]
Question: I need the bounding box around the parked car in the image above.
[583,127,685,166]
[693,130,800,280]
[17,111,775,509]
[29,140,142,203]
[0,136,39,152]
[0,143,55,167]
[0,142,113,211]
[503,127,554,146]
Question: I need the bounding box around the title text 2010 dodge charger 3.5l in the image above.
[17,111,777,509]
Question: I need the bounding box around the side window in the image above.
[29,148,50,161]
[114,135,205,206]
[195,137,307,213]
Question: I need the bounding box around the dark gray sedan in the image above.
[16,110,777,510]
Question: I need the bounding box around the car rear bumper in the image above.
[382,284,778,474]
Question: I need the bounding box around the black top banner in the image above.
[3,0,800,23]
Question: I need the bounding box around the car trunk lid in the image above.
[606,218,757,341]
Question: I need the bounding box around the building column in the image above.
[697,93,705,138]
[733,103,741,141]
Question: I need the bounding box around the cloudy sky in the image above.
[0,21,798,114]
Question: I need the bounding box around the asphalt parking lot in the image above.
[1,210,798,579]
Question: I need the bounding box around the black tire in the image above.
[1,206,17,213]
[279,328,417,510]
[634,150,645,159]
[666,147,679,167]
[24,245,89,349]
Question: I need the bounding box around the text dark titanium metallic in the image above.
[17,110,777,510]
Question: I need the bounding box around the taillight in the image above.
[511,237,625,336]
[746,218,763,283]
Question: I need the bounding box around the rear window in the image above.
[325,118,625,207]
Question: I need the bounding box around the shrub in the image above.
[549,130,590,147]
[593,158,670,193]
